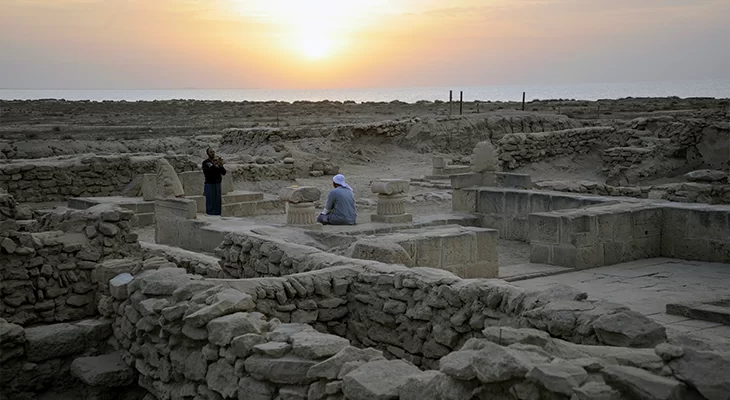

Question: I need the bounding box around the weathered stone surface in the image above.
[290,331,350,359]
[438,350,477,380]
[207,312,265,346]
[526,363,587,396]
[231,333,266,358]
[592,311,666,348]
[481,327,551,347]
[24,323,85,362]
[244,355,318,385]
[184,289,255,327]
[602,365,687,400]
[70,352,135,387]
[109,273,133,300]
[238,377,274,400]
[668,348,730,400]
[183,351,207,381]
[470,341,532,383]
[399,370,478,400]
[308,346,384,380]
[684,169,727,182]
[279,186,321,203]
[156,158,185,198]
[342,359,420,400]
[573,381,622,400]
[133,268,191,296]
[267,323,316,343]
[207,359,238,398]
[655,343,684,361]
[471,140,498,173]
[253,342,291,358]
[370,179,409,195]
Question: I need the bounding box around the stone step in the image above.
[134,212,155,227]
[223,191,264,204]
[222,199,284,217]
[70,352,135,387]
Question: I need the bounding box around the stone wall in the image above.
[662,203,730,263]
[0,154,197,202]
[0,204,141,325]
[602,146,656,167]
[93,262,727,400]
[497,127,615,169]
[0,318,144,400]
[228,162,297,182]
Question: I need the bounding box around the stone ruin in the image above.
[2,146,730,400]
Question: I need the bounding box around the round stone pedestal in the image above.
[286,202,316,225]
[376,194,407,216]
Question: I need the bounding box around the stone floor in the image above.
[514,257,730,342]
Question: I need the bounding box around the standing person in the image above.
[317,174,357,225]
[202,148,226,216]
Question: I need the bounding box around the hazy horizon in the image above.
[2,0,730,90]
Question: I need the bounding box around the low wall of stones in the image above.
[602,146,657,167]
[92,263,727,400]
[0,204,141,325]
[497,127,616,169]
[228,162,297,182]
[141,242,223,278]
[0,153,197,203]
[0,318,145,400]
[534,180,730,205]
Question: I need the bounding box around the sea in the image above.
[1,79,729,103]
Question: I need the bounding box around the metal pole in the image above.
[522,92,526,111]
[449,90,453,115]
[459,91,463,115]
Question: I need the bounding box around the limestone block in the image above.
[450,173,483,190]
[432,156,446,169]
[342,359,420,400]
[24,323,85,362]
[142,174,156,201]
[155,158,185,198]
[286,202,317,225]
[290,331,350,359]
[279,186,321,204]
[155,198,197,220]
[70,352,136,387]
[221,173,233,195]
[471,140,498,173]
[495,172,532,189]
[109,273,133,300]
[370,179,410,195]
[178,171,204,196]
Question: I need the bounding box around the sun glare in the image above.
[231,0,394,61]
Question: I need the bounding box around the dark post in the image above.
[449,90,453,115]
[522,92,526,111]
[459,91,463,115]
[476,101,480,113]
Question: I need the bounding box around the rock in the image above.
[470,341,532,383]
[279,186,321,203]
[471,140,498,173]
[24,323,85,362]
[267,323,316,343]
[239,377,274,400]
[601,365,687,400]
[253,342,291,358]
[573,381,622,400]
[1,237,17,254]
[244,354,318,385]
[346,239,412,266]
[525,363,587,396]
[592,311,666,348]
[684,169,727,182]
[370,179,409,195]
[98,222,119,237]
[439,350,477,380]
[290,331,350,359]
[183,351,207,381]
[206,359,237,398]
[133,268,191,296]
[399,370,478,400]
[109,273,133,300]
[231,333,266,358]
[342,359,420,400]
[655,343,684,361]
[308,346,384,380]
[156,158,185,198]
[184,289,255,328]
[0,319,25,362]
[70,352,135,387]
[283,157,295,164]
[481,327,551,348]
[207,312,265,346]
[668,348,730,400]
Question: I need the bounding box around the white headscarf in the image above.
[333,174,353,191]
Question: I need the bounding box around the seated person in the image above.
[317,174,357,225]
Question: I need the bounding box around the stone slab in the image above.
[371,213,413,224]
[666,298,730,326]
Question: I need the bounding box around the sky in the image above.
[1,0,730,89]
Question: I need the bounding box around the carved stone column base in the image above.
[286,202,316,225]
